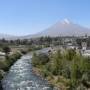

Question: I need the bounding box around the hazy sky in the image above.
[0,0,90,36]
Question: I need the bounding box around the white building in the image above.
[0,52,5,60]
[0,52,5,56]
[82,50,90,57]
[82,42,87,51]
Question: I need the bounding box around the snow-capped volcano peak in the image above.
[62,18,71,24]
[21,19,90,39]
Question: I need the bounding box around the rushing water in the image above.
[2,53,55,90]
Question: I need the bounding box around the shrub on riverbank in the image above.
[32,53,50,67]
[0,52,22,77]
[32,49,90,90]
[29,45,42,51]
[0,52,22,90]
[20,49,28,54]
[0,72,3,80]
[0,81,3,90]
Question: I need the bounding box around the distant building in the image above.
[81,35,88,53]
[82,42,87,51]
[80,35,90,57]
[0,52,5,60]
[82,50,90,57]
[0,52,5,56]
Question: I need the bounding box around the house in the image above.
[82,50,90,57]
[0,52,5,56]
[82,42,87,51]
[81,37,90,57]
[0,52,5,60]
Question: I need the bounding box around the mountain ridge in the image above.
[0,19,90,39]
[22,19,90,39]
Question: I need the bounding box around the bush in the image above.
[65,49,76,61]
[0,72,3,80]
[2,46,11,54]
[32,49,90,89]
[20,49,27,54]
[0,60,9,71]
[32,53,49,66]
[0,80,3,90]
[0,52,21,72]
[29,46,42,51]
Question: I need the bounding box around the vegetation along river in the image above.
[2,52,56,90]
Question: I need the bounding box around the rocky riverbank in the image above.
[32,67,60,90]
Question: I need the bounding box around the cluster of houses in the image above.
[0,35,90,60]
[48,35,90,57]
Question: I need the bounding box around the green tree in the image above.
[3,46,11,55]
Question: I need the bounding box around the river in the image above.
[2,51,56,90]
